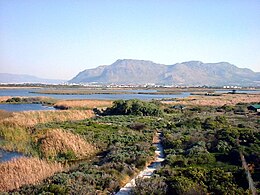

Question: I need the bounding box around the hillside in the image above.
[69,59,260,86]
[0,73,66,84]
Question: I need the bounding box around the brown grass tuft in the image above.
[0,157,63,192]
[39,129,96,159]
[54,99,113,109]
[1,110,94,127]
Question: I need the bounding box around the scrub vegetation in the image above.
[0,98,259,194]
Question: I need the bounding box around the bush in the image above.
[103,99,163,116]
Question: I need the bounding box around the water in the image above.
[0,104,55,112]
[0,149,24,163]
[0,88,191,100]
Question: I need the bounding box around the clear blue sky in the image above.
[1,0,260,79]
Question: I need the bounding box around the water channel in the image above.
[0,103,55,112]
[0,88,191,100]
[0,149,25,163]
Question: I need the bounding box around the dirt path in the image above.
[239,152,257,195]
[116,132,165,195]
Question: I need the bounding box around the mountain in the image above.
[69,59,260,86]
[0,73,66,84]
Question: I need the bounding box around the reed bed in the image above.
[1,110,94,127]
[0,157,63,192]
[54,99,113,109]
[0,110,13,120]
[162,94,260,106]
[39,129,96,159]
[0,96,11,102]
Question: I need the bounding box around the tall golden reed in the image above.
[0,157,63,192]
[1,110,94,127]
[54,99,113,109]
[39,129,96,159]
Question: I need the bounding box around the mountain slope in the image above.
[0,73,66,84]
[69,59,260,86]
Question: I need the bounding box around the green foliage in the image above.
[57,150,76,160]
[157,167,248,195]
[15,115,156,194]
[103,99,163,116]
[5,97,56,105]
[158,107,258,195]
[6,97,22,103]
[5,100,259,194]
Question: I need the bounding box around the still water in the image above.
[0,149,24,163]
[0,103,55,112]
[0,88,191,100]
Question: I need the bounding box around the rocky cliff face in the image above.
[69,59,260,86]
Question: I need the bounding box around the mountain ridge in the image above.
[0,73,66,84]
[69,59,260,86]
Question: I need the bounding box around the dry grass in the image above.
[0,157,63,192]
[39,129,96,159]
[54,99,113,109]
[162,94,260,106]
[1,110,94,127]
[0,110,13,120]
[0,110,94,154]
[0,96,11,102]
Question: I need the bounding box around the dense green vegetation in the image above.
[2,99,259,194]
[13,115,159,194]
[132,103,260,195]
[3,96,57,105]
[101,99,163,116]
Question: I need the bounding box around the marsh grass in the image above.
[0,110,94,154]
[0,110,13,120]
[0,96,11,102]
[1,110,94,127]
[38,128,96,160]
[0,157,63,192]
[161,94,260,106]
[0,126,33,154]
[54,99,113,110]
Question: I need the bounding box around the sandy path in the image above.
[116,132,165,195]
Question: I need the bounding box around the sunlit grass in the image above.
[0,157,63,192]
[54,99,113,109]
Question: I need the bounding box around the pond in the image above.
[0,103,55,112]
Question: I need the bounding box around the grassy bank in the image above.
[0,110,94,154]
[54,99,113,110]
[161,93,260,106]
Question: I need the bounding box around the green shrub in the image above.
[103,99,163,116]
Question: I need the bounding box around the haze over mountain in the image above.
[69,59,260,86]
[0,73,66,84]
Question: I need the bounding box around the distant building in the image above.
[247,104,260,112]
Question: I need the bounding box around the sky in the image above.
[0,0,260,80]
